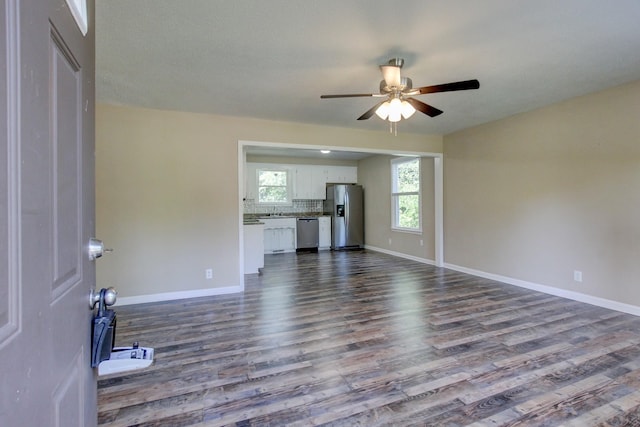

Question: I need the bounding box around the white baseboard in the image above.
[115,285,243,306]
[365,245,436,266]
[444,262,640,317]
[114,255,640,317]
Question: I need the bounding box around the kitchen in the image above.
[242,150,365,274]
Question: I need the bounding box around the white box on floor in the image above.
[98,346,154,376]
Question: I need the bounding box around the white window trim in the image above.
[256,167,293,206]
[391,157,422,233]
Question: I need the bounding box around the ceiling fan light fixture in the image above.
[380,65,401,88]
[375,101,390,120]
[401,100,416,119]
[388,98,402,122]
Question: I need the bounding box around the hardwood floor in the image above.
[98,250,640,426]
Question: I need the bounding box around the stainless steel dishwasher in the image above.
[296,218,319,252]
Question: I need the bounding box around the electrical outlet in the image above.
[388,238,392,245]
[420,239,424,246]
[205,268,213,279]
[573,270,582,282]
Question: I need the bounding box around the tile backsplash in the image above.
[243,199,324,215]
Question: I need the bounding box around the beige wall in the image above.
[359,155,436,261]
[444,79,640,307]
[97,78,640,309]
[96,103,442,299]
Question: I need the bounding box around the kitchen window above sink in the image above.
[257,168,292,205]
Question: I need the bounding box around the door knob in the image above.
[89,287,117,309]
[88,237,113,261]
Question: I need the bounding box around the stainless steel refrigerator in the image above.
[324,184,364,250]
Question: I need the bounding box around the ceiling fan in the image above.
[320,58,479,123]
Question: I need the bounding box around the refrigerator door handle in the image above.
[344,191,349,230]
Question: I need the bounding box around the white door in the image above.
[0,0,97,425]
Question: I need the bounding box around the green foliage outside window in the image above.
[392,158,420,230]
[398,194,420,228]
[396,160,420,193]
[258,170,289,203]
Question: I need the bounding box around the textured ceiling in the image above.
[96,1,640,137]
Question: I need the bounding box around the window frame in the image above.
[256,167,293,206]
[390,157,422,233]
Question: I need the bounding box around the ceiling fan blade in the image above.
[405,97,443,117]
[380,65,401,88]
[357,100,386,120]
[416,79,480,95]
[320,93,377,99]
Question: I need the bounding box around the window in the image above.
[391,157,421,231]
[257,169,291,204]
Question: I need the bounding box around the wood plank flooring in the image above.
[98,250,640,426]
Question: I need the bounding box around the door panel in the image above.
[0,0,96,425]
[53,350,85,427]
[51,24,83,300]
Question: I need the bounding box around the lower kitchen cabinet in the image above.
[318,216,331,250]
[243,223,264,274]
[262,218,296,253]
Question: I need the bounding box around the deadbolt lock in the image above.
[88,238,113,261]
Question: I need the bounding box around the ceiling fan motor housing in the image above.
[380,77,412,94]
[387,58,404,68]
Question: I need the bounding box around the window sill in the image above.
[391,227,423,235]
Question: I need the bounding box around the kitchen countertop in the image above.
[244,213,328,221]
[243,213,330,225]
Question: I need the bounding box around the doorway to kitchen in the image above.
[237,140,444,290]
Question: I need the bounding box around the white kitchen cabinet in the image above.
[327,166,357,184]
[243,223,264,273]
[244,163,258,200]
[318,216,331,250]
[262,218,296,253]
[293,167,312,199]
[311,167,329,199]
[263,228,278,252]
[294,166,329,200]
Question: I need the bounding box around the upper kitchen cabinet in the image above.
[327,165,357,184]
[294,166,328,200]
[244,162,258,200]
